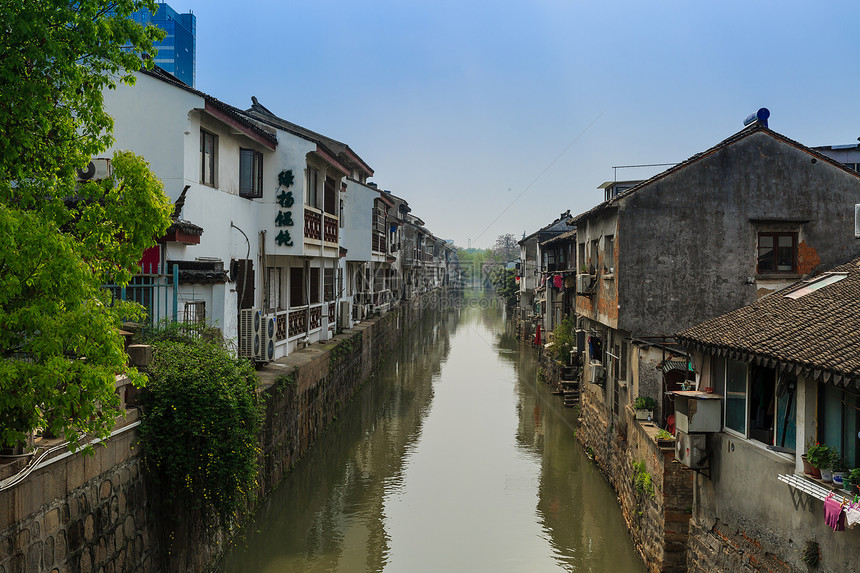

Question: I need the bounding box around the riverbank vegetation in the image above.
[137,323,263,529]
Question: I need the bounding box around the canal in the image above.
[218,295,645,572]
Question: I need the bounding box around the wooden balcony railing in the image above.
[323,215,338,243]
[309,306,322,330]
[372,232,387,253]
[288,309,306,338]
[304,209,322,240]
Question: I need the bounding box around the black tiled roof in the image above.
[676,258,860,387]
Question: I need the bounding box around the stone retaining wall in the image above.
[577,380,694,573]
[0,292,438,573]
[0,413,158,573]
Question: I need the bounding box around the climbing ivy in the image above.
[138,325,262,528]
[632,460,655,499]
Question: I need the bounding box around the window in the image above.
[239,148,263,198]
[620,342,628,381]
[324,177,337,215]
[183,301,205,325]
[757,232,797,274]
[604,235,615,272]
[290,267,304,306]
[306,168,319,208]
[310,267,320,304]
[200,129,217,187]
[725,358,747,434]
[819,384,860,467]
[324,268,334,301]
[712,356,797,448]
[267,267,281,312]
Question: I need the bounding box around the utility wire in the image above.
[472,110,606,245]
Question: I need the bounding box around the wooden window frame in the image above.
[757,231,798,274]
[239,148,263,199]
[200,129,218,187]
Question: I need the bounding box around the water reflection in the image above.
[218,293,643,572]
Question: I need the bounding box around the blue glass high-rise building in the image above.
[130,3,196,87]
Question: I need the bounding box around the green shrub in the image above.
[551,314,576,363]
[138,331,262,528]
[633,396,657,411]
[632,460,655,499]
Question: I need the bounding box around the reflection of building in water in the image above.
[220,307,456,571]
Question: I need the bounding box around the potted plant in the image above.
[805,442,831,480]
[848,468,860,494]
[819,447,838,483]
[832,459,847,488]
[656,428,675,447]
[633,396,657,421]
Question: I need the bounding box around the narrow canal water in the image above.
[218,295,645,573]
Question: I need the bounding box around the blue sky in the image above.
[174,0,860,248]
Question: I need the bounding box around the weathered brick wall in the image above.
[0,415,159,573]
[686,517,792,573]
[577,382,694,572]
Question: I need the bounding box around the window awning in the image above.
[662,360,691,374]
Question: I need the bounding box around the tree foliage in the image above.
[490,233,519,264]
[0,1,172,451]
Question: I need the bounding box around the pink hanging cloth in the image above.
[824,494,846,531]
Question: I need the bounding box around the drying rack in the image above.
[778,473,858,504]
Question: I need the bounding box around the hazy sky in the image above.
[174,0,860,248]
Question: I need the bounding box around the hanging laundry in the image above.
[535,324,542,346]
[588,336,603,362]
[846,502,860,529]
[553,274,563,289]
[824,494,846,531]
[540,275,546,287]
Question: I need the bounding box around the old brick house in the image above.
[571,119,860,571]
[677,257,860,571]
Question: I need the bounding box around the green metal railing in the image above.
[105,263,179,326]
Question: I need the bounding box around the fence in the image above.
[104,264,179,326]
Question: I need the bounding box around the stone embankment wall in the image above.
[577,381,694,573]
[0,412,158,573]
[0,293,436,573]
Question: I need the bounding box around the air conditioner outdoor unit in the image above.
[260,314,276,362]
[76,158,111,181]
[576,274,592,294]
[239,309,262,358]
[590,362,605,384]
[675,430,708,469]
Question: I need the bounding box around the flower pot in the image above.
[833,472,845,487]
[635,409,652,421]
[801,455,821,478]
[820,468,833,483]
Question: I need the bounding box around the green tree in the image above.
[0,1,172,451]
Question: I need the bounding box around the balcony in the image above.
[372,232,387,253]
[323,215,338,243]
[304,209,322,241]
